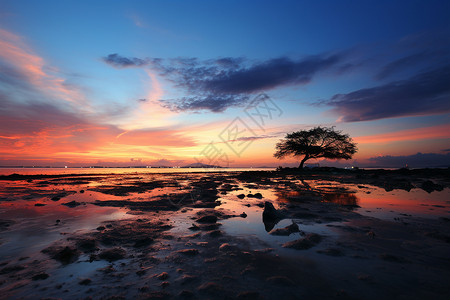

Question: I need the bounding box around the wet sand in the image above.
[0,168,449,299]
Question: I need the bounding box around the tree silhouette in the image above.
[274,126,357,169]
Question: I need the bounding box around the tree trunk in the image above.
[298,156,309,169]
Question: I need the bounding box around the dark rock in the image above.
[157,272,169,280]
[177,274,199,285]
[269,222,300,236]
[219,243,238,252]
[42,246,80,264]
[237,194,245,199]
[96,226,106,231]
[0,265,25,274]
[34,203,46,207]
[262,202,280,220]
[133,238,154,248]
[196,215,218,223]
[32,273,49,280]
[176,249,199,256]
[98,247,126,262]
[198,282,223,293]
[208,230,222,237]
[421,180,444,193]
[247,193,263,199]
[78,278,92,285]
[75,238,98,252]
[62,201,81,208]
[282,233,323,250]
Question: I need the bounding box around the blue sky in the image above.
[0,0,449,167]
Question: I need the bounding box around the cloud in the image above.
[103,53,342,112]
[0,29,87,106]
[160,95,249,113]
[327,65,450,122]
[375,52,429,80]
[367,152,450,168]
[102,53,149,68]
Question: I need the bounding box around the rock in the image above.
[98,247,126,262]
[247,193,263,199]
[262,202,283,232]
[198,282,223,293]
[237,194,245,199]
[421,180,444,193]
[196,215,218,223]
[96,226,105,231]
[80,190,85,193]
[51,196,61,201]
[34,203,46,206]
[219,243,238,252]
[42,246,80,264]
[62,201,81,208]
[133,238,154,248]
[240,212,247,218]
[177,274,199,285]
[160,281,170,288]
[176,249,199,256]
[282,233,323,250]
[208,230,222,237]
[269,222,300,236]
[262,202,280,220]
[78,278,91,285]
[157,272,169,280]
[266,276,295,286]
[32,273,49,280]
[75,238,97,252]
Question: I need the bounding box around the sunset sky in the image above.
[0,0,449,168]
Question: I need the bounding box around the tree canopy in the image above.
[274,126,357,169]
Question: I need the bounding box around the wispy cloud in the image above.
[0,29,87,106]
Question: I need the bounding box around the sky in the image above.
[0,0,449,168]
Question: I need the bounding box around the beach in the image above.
[0,168,449,299]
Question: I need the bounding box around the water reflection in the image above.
[322,192,359,208]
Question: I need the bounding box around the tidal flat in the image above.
[0,168,449,299]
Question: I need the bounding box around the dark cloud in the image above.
[327,65,450,122]
[375,52,428,80]
[102,53,149,68]
[103,53,342,112]
[367,152,450,168]
[160,95,249,113]
[156,55,341,95]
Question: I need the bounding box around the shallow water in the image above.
[1,171,449,299]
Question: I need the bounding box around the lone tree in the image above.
[274,126,357,169]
